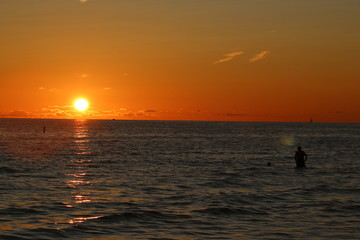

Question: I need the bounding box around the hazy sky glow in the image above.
[1,0,359,122]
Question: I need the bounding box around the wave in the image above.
[91,210,191,223]
[0,207,46,216]
[0,166,19,173]
[192,207,268,216]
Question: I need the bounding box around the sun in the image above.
[74,98,89,111]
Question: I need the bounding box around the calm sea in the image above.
[0,119,359,240]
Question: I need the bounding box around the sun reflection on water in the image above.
[69,216,103,224]
[72,119,92,155]
[65,119,94,206]
[63,119,101,225]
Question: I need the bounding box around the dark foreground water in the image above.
[0,119,359,239]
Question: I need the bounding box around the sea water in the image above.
[0,119,359,239]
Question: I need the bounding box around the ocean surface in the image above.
[0,119,359,240]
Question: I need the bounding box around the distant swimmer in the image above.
[294,146,307,168]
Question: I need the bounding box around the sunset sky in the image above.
[1,0,359,122]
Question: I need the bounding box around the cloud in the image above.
[37,105,73,118]
[328,111,342,114]
[38,87,57,92]
[0,110,29,118]
[144,109,157,113]
[10,110,29,117]
[249,51,271,62]
[216,112,246,117]
[225,113,246,117]
[213,51,244,64]
[79,0,89,3]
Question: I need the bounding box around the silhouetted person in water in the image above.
[295,146,307,168]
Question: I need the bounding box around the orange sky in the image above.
[1,0,359,122]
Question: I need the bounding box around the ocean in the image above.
[0,119,359,239]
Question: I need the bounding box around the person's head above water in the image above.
[298,146,302,151]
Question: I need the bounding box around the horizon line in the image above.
[0,117,358,124]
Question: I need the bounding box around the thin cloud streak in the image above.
[213,51,244,64]
[249,51,271,62]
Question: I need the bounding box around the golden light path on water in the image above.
[63,119,103,225]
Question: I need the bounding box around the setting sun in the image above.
[74,99,89,112]
[0,1,359,123]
